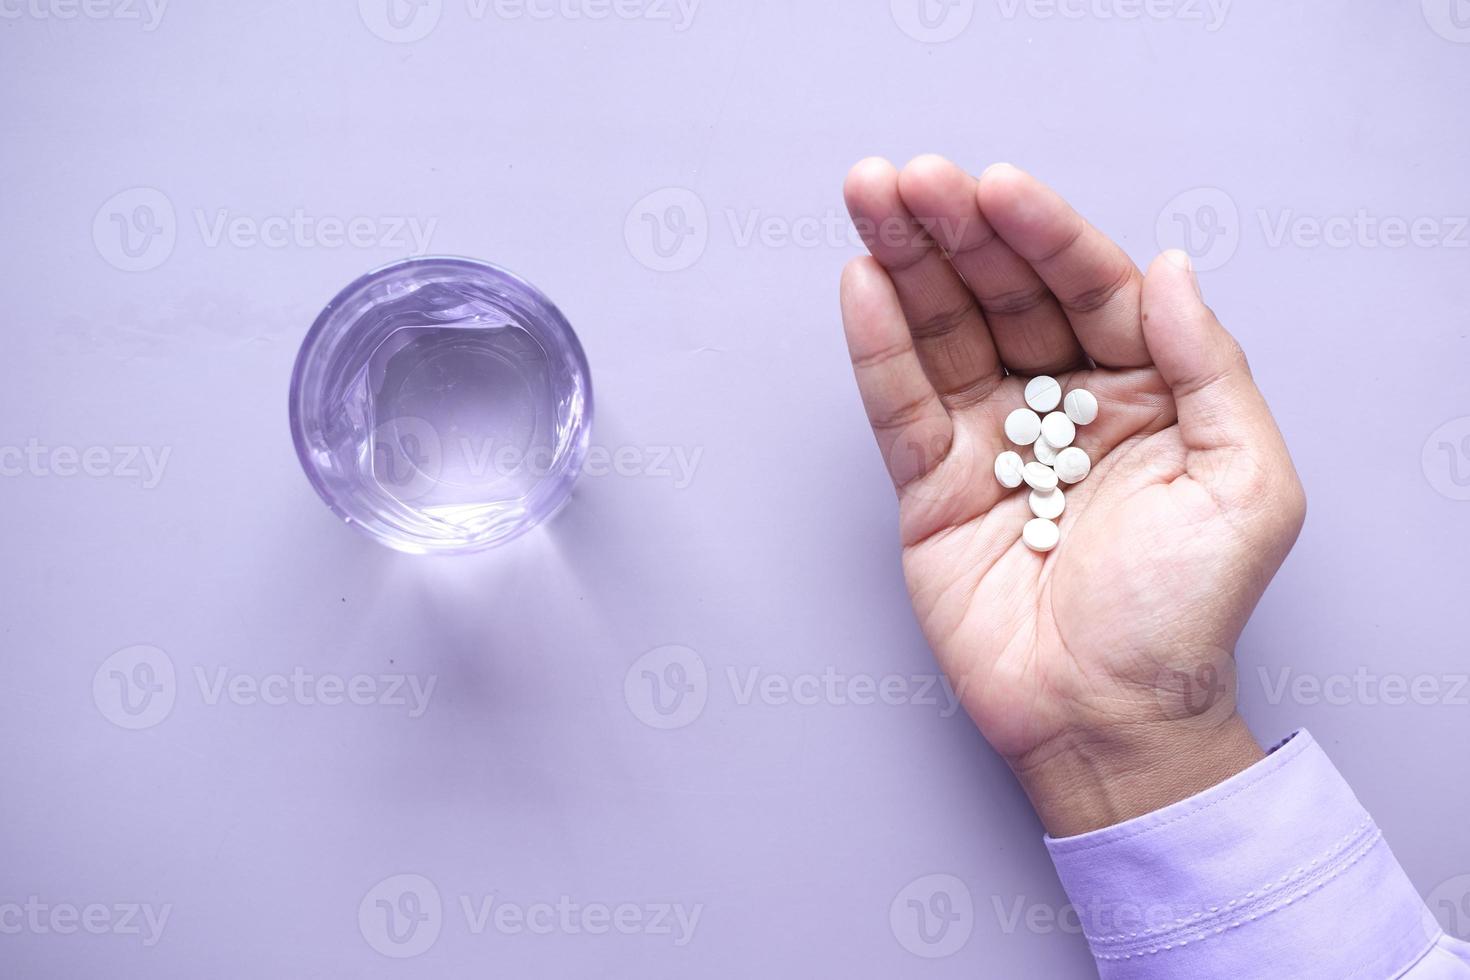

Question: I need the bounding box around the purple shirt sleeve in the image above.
[1043,729,1470,979]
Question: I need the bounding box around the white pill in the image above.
[1022,517,1060,553]
[1064,389,1099,425]
[1033,436,1059,465]
[1041,412,1076,448]
[1004,408,1042,446]
[1054,446,1091,484]
[1024,376,1062,413]
[1022,461,1058,491]
[1029,487,1065,520]
[994,451,1025,489]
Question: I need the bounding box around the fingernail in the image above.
[1164,249,1203,299]
[981,162,1016,178]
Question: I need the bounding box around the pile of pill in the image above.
[992,376,1098,553]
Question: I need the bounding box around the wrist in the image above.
[1009,713,1265,838]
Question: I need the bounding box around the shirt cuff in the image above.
[1044,729,1443,980]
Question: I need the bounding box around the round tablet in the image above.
[1029,487,1065,520]
[994,451,1025,489]
[1054,446,1091,484]
[1024,376,1062,413]
[1004,408,1042,446]
[1041,412,1076,448]
[1022,518,1060,553]
[1032,436,1059,465]
[1022,461,1058,491]
[1064,389,1098,425]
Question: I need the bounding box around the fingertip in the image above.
[1144,250,1204,312]
[897,153,969,210]
[973,164,1067,255]
[844,157,898,211]
[975,161,1027,200]
[898,153,957,191]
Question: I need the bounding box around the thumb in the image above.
[1141,250,1279,456]
[1141,252,1306,536]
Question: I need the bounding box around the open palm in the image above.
[839,158,1305,827]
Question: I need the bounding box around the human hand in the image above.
[838,157,1306,836]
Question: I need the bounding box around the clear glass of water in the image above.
[290,256,593,554]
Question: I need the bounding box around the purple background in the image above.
[3,2,1469,976]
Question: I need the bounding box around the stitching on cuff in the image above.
[1088,817,1374,944]
[1090,821,1384,962]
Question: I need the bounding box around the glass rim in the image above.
[288,254,594,554]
